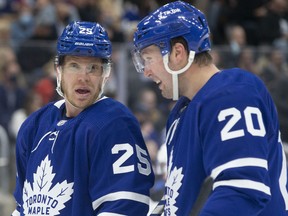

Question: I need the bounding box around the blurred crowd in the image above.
[0,0,288,213]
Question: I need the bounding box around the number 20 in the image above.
[111,143,151,176]
[218,107,266,141]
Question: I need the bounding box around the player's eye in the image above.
[87,64,103,76]
[143,57,154,66]
[66,62,80,72]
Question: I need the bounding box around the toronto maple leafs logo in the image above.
[164,149,184,215]
[23,156,74,215]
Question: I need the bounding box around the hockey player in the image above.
[132,1,288,215]
[12,21,154,215]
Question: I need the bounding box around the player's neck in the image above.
[179,64,219,100]
[64,99,83,118]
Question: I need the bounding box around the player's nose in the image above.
[143,67,152,77]
[77,71,90,82]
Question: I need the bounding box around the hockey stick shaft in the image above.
[190,176,213,216]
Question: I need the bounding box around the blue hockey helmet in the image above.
[133,1,211,56]
[132,1,211,101]
[57,21,112,61]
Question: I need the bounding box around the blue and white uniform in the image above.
[164,68,288,215]
[13,97,154,216]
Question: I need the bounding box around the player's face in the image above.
[60,56,107,116]
[141,45,173,99]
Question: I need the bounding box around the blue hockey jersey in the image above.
[163,68,288,215]
[12,97,154,216]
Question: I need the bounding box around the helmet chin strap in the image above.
[55,68,80,112]
[97,65,111,101]
[56,68,64,98]
[162,51,195,100]
[96,77,108,101]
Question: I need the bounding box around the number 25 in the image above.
[218,106,266,141]
[111,143,151,176]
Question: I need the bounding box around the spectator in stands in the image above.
[0,14,12,45]
[258,0,288,51]
[0,123,15,215]
[122,0,158,42]
[0,123,10,191]
[70,0,100,22]
[9,90,43,140]
[271,76,288,144]
[54,1,80,36]
[10,2,35,52]
[135,88,166,145]
[260,48,288,144]
[225,0,268,45]
[205,0,225,44]
[236,47,261,76]
[32,59,59,104]
[222,24,248,66]
[15,0,57,73]
[260,47,288,90]
[226,25,247,58]
[0,46,26,135]
[0,0,18,14]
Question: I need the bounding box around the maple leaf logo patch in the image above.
[164,149,184,215]
[23,156,74,215]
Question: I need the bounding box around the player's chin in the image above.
[74,98,94,109]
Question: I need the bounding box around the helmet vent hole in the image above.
[138,31,148,40]
[198,17,205,28]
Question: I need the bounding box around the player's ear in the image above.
[169,42,188,69]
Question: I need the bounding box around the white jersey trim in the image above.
[213,179,271,195]
[280,144,288,210]
[94,96,108,104]
[54,99,65,108]
[53,97,108,109]
[92,191,150,210]
[98,213,125,216]
[11,209,20,216]
[210,158,268,180]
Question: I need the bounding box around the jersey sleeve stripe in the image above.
[213,179,271,195]
[98,213,126,216]
[280,147,288,210]
[210,158,268,180]
[92,191,150,210]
